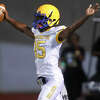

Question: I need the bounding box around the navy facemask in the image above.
[32,12,50,31]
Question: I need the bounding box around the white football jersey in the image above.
[32,25,66,79]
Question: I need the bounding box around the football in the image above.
[0,4,6,22]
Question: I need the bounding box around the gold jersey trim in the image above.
[56,29,64,44]
[56,26,66,44]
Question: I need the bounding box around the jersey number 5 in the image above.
[34,40,46,59]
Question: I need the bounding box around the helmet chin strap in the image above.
[39,26,50,32]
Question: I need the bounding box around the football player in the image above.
[3,3,99,100]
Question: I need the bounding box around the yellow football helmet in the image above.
[37,4,60,26]
[33,4,60,31]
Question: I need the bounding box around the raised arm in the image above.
[3,7,35,40]
[58,3,99,41]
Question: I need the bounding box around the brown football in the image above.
[0,4,6,22]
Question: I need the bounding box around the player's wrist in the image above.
[84,14,90,19]
[5,15,12,22]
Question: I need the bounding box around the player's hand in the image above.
[3,8,9,20]
[86,3,100,16]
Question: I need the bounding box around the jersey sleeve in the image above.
[31,27,36,34]
[56,25,67,44]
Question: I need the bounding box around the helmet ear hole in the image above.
[49,19,52,22]
[53,19,56,21]
[49,19,56,22]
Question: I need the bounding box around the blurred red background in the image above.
[0,93,38,100]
